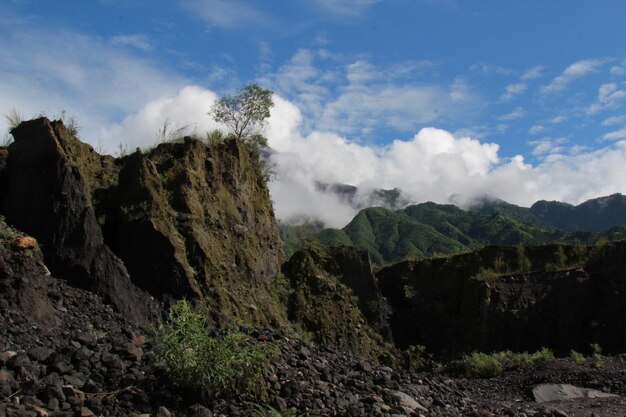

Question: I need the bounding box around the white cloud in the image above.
[602,114,626,126]
[182,0,266,28]
[529,137,568,156]
[551,115,568,124]
[603,127,626,141]
[100,86,221,151]
[469,63,515,76]
[110,34,152,51]
[263,94,626,225]
[521,65,545,80]
[265,51,476,138]
[610,66,625,75]
[0,25,184,148]
[529,125,546,135]
[500,83,527,101]
[499,107,525,121]
[541,59,603,94]
[586,83,626,114]
[308,0,381,18]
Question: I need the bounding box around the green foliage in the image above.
[206,128,227,146]
[154,300,274,400]
[472,268,500,282]
[402,345,439,372]
[516,245,532,273]
[464,352,503,378]
[210,83,274,148]
[590,343,604,368]
[269,274,292,304]
[569,350,585,365]
[464,348,554,378]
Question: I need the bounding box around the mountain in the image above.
[314,180,409,210]
[283,197,626,264]
[474,194,626,232]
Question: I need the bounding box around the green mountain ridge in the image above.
[282,194,626,263]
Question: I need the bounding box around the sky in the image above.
[2,0,626,226]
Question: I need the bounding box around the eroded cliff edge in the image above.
[0,117,284,326]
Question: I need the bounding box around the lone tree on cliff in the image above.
[210,83,274,148]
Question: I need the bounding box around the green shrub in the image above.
[206,129,227,146]
[472,268,500,282]
[403,344,439,372]
[591,343,604,368]
[154,299,274,400]
[464,348,554,378]
[464,352,503,378]
[570,349,585,365]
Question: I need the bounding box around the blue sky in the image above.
[2,0,626,225]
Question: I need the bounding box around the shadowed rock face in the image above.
[0,221,56,326]
[377,242,626,358]
[2,118,156,326]
[0,118,284,326]
[98,138,283,304]
[282,245,393,359]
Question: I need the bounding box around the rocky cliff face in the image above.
[96,136,284,324]
[0,219,55,326]
[282,245,393,360]
[0,118,284,326]
[1,118,156,326]
[377,242,626,358]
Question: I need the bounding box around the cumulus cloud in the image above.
[541,59,603,94]
[100,86,221,151]
[265,94,626,225]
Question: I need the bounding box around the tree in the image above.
[210,84,274,148]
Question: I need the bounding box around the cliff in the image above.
[0,118,284,326]
[377,242,626,358]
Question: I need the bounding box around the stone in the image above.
[189,404,213,417]
[531,384,619,403]
[27,347,54,362]
[10,236,37,250]
[156,406,172,417]
[384,389,428,413]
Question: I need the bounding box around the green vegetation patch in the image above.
[154,300,275,400]
[464,348,554,378]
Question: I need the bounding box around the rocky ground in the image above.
[1,274,625,417]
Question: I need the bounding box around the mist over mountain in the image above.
[282,193,626,262]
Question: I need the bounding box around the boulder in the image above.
[532,383,618,403]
